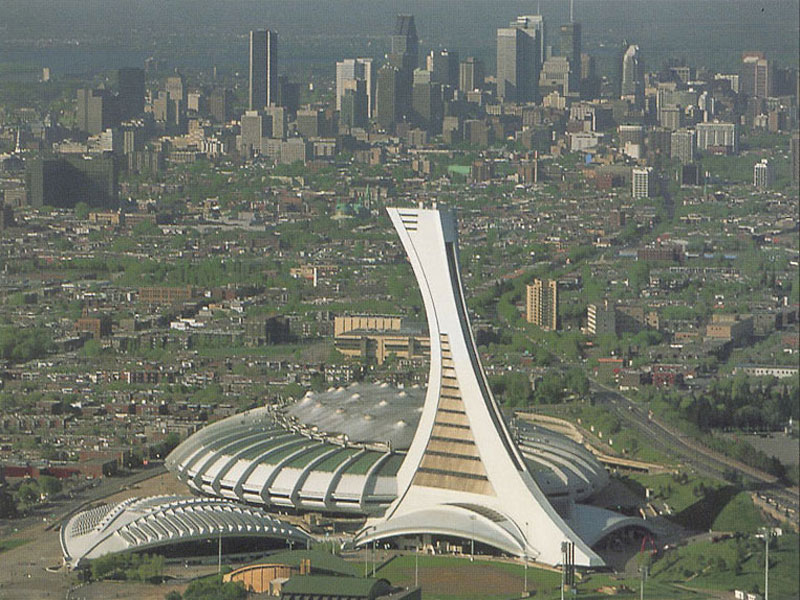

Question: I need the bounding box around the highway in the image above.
[588,378,799,518]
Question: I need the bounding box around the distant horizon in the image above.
[1,0,797,77]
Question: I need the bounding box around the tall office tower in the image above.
[559,21,581,94]
[526,279,558,331]
[791,131,800,184]
[26,155,118,208]
[276,76,299,115]
[514,15,546,66]
[740,52,774,98]
[249,30,278,110]
[620,45,644,107]
[336,58,374,117]
[670,129,696,165]
[376,65,400,130]
[412,76,443,134]
[339,81,369,130]
[427,50,460,88]
[209,88,231,123]
[117,68,145,120]
[459,57,484,92]
[497,18,541,104]
[753,159,773,189]
[355,207,604,568]
[631,167,653,199]
[387,15,418,121]
[165,74,185,103]
[296,108,326,139]
[76,89,114,135]
[390,14,419,68]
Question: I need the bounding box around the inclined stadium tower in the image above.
[166,206,654,567]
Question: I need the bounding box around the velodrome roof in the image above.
[60,495,313,569]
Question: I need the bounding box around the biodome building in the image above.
[166,207,653,567]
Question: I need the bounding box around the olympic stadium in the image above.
[163,207,656,567]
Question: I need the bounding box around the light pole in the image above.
[561,541,567,600]
[470,515,476,562]
[415,544,419,588]
[760,527,772,600]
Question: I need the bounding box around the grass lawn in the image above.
[374,554,734,599]
[711,492,767,533]
[650,534,799,599]
[0,538,30,553]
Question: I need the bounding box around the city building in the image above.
[336,58,374,117]
[240,110,272,157]
[496,16,541,103]
[753,159,774,188]
[526,278,558,330]
[459,57,484,92]
[387,15,418,120]
[671,129,696,165]
[376,65,400,130]
[26,155,118,208]
[696,121,738,153]
[790,130,799,184]
[209,88,232,123]
[740,52,774,98]
[249,30,278,110]
[333,314,429,365]
[427,49,459,88]
[587,301,616,336]
[559,21,582,94]
[631,167,653,199]
[620,44,644,106]
[76,89,114,135]
[117,67,145,120]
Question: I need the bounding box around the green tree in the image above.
[74,202,90,220]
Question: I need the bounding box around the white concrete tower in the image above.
[355,207,603,567]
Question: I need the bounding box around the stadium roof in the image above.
[60,495,313,569]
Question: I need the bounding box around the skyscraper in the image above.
[336,58,374,117]
[427,50,459,88]
[740,52,773,98]
[76,89,114,135]
[459,57,484,92]
[559,22,582,94]
[387,15,418,122]
[249,30,278,110]
[376,65,400,130]
[620,44,644,107]
[497,16,541,103]
[753,159,773,188]
[670,129,696,165]
[117,68,145,120]
[526,279,558,331]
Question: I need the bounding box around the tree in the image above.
[38,475,62,497]
[74,202,90,220]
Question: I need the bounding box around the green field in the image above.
[373,553,766,599]
[0,538,30,554]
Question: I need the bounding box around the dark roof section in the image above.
[281,575,392,597]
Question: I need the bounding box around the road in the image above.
[589,378,800,517]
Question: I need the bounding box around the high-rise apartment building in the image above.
[497,16,541,103]
[249,30,278,110]
[696,121,738,153]
[336,58,374,117]
[526,279,558,331]
[459,57,484,92]
[631,167,653,198]
[753,159,773,188]
[670,129,696,165]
